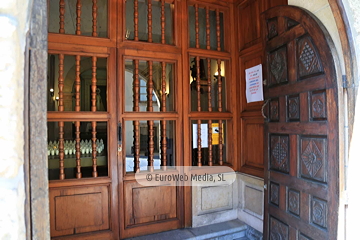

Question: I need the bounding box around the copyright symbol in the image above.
[146,174,152,181]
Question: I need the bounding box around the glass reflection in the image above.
[189,57,227,112]
[124,60,175,112]
[191,120,227,166]
[125,120,176,172]
[47,54,107,112]
[47,121,108,180]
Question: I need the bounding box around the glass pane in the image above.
[189,57,227,112]
[48,0,108,37]
[188,6,225,51]
[125,0,135,40]
[165,2,174,45]
[47,121,108,180]
[125,60,175,112]
[209,10,217,50]
[220,12,225,51]
[47,54,108,112]
[191,120,227,166]
[125,120,176,172]
[198,7,206,49]
[188,5,195,48]
[126,0,174,44]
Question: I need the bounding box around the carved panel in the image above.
[300,137,327,183]
[269,216,289,240]
[311,90,327,120]
[270,182,279,206]
[311,197,328,228]
[269,98,279,122]
[298,36,323,78]
[286,18,299,30]
[287,189,300,216]
[287,95,300,121]
[270,135,289,173]
[267,18,278,39]
[269,46,287,86]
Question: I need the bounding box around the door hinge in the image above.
[342,75,355,89]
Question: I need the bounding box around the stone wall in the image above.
[0,0,31,239]
[343,1,360,239]
[192,173,264,232]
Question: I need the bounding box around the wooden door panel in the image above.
[262,6,339,240]
[238,0,262,51]
[240,117,264,176]
[49,185,110,237]
[124,181,177,227]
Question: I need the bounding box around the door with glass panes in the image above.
[46,0,233,239]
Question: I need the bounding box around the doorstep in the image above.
[125,219,250,240]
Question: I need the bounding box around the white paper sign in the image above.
[192,124,208,149]
[245,64,264,103]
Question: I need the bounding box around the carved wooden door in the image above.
[262,6,339,240]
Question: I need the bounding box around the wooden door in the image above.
[46,0,234,238]
[262,6,339,240]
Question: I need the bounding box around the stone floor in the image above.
[125,219,250,240]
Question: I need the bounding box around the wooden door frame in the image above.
[25,0,357,239]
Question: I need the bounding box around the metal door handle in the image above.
[118,123,122,152]
[261,99,270,119]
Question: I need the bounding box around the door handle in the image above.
[118,123,122,152]
[261,99,270,120]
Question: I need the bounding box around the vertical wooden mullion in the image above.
[92,0,98,37]
[206,7,210,50]
[148,121,154,171]
[58,54,64,111]
[133,60,140,112]
[161,120,167,169]
[207,58,212,166]
[148,0,153,43]
[75,54,82,178]
[58,54,65,179]
[217,59,223,165]
[91,56,98,177]
[133,120,140,172]
[147,61,154,170]
[92,121,98,177]
[197,119,202,166]
[134,0,139,41]
[161,0,165,44]
[75,55,81,111]
[91,56,97,112]
[195,4,199,48]
[133,59,140,172]
[76,0,81,35]
[196,57,201,112]
[219,119,223,165]
[196,56,202,166]
[59,0,65,34]
[59,121,65,180]
[75,121,82,178]
[161,62,167,168]
[147,61,153,112]
[216,9,221,51]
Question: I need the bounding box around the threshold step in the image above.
[126,219,248,240]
